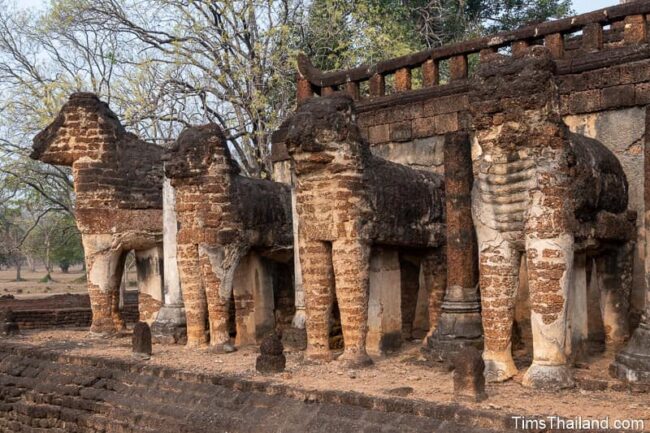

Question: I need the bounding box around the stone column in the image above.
[233,252,276,346]
[151,178,187,343]
[426,131,483,361]
[290,181,306,328]
[366,248,402,355]
[611,107,650,387]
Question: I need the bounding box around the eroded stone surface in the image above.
[256,333,286,373]
[284,95,446,367]
[164,124,293,349]
[31,93,165,335]
[132,321,152,358]
[470,47,635,389]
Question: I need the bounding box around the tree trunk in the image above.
[15,262,22,282]
[26,256,36,272]
[44,236,52,281]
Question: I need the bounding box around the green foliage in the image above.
[300,0,420,70]
[300,0,574,70]
[47,215,84,272]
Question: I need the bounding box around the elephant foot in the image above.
[483,352,518,383]
[305,347,333,364]
[210,342,237,354]
[185,327,209,348]
[522,363,574,390]
[337,350,373,369]
[89,319,121,338]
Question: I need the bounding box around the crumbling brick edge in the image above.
[0,342,639,433]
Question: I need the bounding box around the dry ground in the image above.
[7,329,649,431]
[0,266,138,298]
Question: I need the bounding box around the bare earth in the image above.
[7,329,649,431]
[0,266,137,298]
[0,267,86,298]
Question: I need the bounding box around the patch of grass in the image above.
[39,274,54,283]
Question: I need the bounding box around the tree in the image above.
[58,0,304,178]
[0,205,27,281]
[299,0,573,71]
[50,216,84,273]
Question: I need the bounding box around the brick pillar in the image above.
[425,131,483,361]
[151,177,187,344]
[296,74,314,105]
[611,107,650,388]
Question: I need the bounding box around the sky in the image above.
[14,0,620,14]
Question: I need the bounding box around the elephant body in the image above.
[471,48,635,389]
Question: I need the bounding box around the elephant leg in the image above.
[199,244,245,352]
[523,233,575,389]
[177,243,208,347]
[300,239,335,362]
[83,235,125,336]
[332,238,373,368]
[476,224,520,382]
[596,242,633,349]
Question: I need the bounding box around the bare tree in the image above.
[66,0,302,178]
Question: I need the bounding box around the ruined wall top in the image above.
[294,1,650,104]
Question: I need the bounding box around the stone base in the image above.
[424,333,483,367]
[522,363,575,390]
[151,305,187,344]
[256,354,286,373]
[281,326,307,351]
[610,321,650,386]
[424,302,483,365]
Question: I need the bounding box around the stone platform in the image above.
[0,331,647,433]
[0,293,139,330]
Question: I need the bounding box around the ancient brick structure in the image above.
[275,1,650,386]
[0,343,522,433]
[164,124,293,349]
[0,293,139,330]
[256,332,286,373]
[283,95,446,367]
[31,93,165,335]
[471,47,635,389]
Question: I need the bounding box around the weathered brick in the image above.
[635,82,650,104]
[389,121,412,142]
[368,123,390,143]
[31,93,164,336]
[411,116,436,138]
[166,123,292,348]
[433,113,459,134]
[568,89,602,114]
[602,84,636,109]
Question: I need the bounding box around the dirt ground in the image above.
[0,266,137,298]
[8,329,649,431]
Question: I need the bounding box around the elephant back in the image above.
[568,132,628,221]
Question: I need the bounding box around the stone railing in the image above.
[296,0,650,104]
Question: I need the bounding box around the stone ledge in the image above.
[0,342,512,433]
[0,342,644,433]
